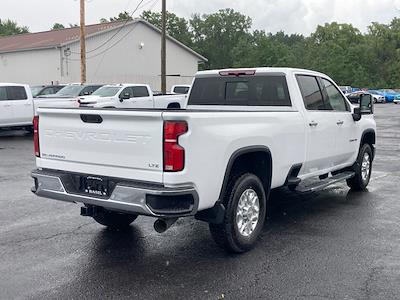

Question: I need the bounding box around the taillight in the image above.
[163,121,188,172]
[33,116,40,157]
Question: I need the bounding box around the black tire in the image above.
[209,173,267,253]
[93,208,138,230]
[347,144,373,191]
[167,102,181,109]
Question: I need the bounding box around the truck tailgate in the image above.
[36,108,164,183]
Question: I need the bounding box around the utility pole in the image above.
[80,0,87,84]
[161,0,166,94]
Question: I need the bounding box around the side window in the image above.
[0,87,7,100]
[321,78,348,112]
[80,86,98,96]
[296,75,325,110]
[132,86,150,97]
[41,87,55,95]
[121,87,133,98]
[6,86,27,100]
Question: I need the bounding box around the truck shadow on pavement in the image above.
[0,129,32,139]
[38,185,375,299]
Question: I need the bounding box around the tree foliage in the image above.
[99,9,400,87]
[0,19,28,37]
[51,23,65,30]
[101,11,133,23]
[141,10,193,47]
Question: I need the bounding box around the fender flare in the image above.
[218,145,272,201]
[360,129,376,159]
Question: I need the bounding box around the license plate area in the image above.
[79,176,110,197]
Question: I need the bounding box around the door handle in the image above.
[309,121,318,127]
[4,104,11,107]
[336,120,344,125]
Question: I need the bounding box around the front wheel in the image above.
[347,144,373,191]
[93,208,138,230]
[209,173,267,253]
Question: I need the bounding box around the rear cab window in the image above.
[173,86,190,94]
[188,74,291,106]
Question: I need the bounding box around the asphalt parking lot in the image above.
[1,104,399,300]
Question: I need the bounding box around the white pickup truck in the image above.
[78,84,187,109]
[31,68,376,253]
[0,83,34,130]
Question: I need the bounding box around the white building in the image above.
[0,19,207,90]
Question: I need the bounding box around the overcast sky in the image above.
[2,0,400,35]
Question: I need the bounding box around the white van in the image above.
[0,83,34,129]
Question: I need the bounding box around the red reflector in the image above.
[219,69,256,76]
[33,116,40,157]
[163,121,188,172]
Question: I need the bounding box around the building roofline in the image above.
[0,19,207,62]
[137,19,207,62]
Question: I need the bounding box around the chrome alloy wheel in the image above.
[361,152,371,182]
[236,189,260,237]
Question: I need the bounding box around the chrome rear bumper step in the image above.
[31,169,198,217]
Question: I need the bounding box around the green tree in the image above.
[190,8,252,69]
[0,19,29,37]
[141,10,193,46]
[304,22,368,86]
[51,23,65,30]
[100,11,132,23]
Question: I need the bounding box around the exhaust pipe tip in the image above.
[154,218,178,233]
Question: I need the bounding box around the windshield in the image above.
[31,86,43,97]
[91,86,121,97]
[55,85,84,97]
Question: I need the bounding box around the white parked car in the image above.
[347,91,385,104]
[78,84,187,109]
[34,84,103,114]
[31,68,376,253]
[171,84,191,94]
[0,83,34,130]
[365,90,386,103]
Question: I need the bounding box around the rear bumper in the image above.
[31,169,199,217]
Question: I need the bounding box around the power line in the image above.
[67,0,159,61]
[69,0,145,54]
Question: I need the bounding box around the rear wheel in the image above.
[93,208,138,230]
[209,173,266,253]
[347,144,373,191]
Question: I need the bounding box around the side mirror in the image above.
[353,94,373,121]
[360,94,374,114]
[120,93,130,102]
